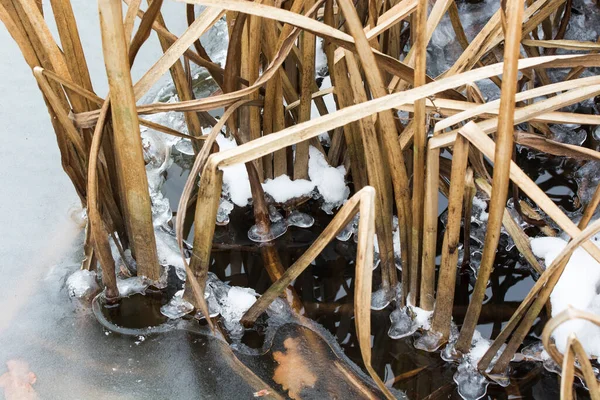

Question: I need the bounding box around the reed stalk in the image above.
[428,134,470,344]
[98,0,160,280]
[454,0,525,354]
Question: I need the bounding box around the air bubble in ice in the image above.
[286,210,314,228]
[247,220,288,243]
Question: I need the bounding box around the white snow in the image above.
[262,175,315,203]
[308,145,349,213]
[531,235,600,357]
[225,286,257,318]
[216,134,252,207]
[212,137,348,213]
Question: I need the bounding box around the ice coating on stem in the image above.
[388,299,433,340]
[444,330,492,400]
[216,198,234,226]
[161,289,194,319]
[66,270,99,298]
[116,277,149,297]
[336,214,359,242]
[248,220,288,243]
[531,235,600,357]
[286,210,315,228]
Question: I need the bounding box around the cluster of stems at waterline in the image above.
[4,0,600,395]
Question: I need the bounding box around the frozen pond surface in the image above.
[0,3,255,398]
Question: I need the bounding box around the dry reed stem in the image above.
[330,54,368,188]
[523,38,600,50]
[475,178,543,274]
[515,131,600,162]
[429,134,470,342]
[579,184,600,229]
[561,336,577,400]
[458,123,600,373]
[430,80,600,149]
[132,6,224,100]
[460,122,600,264]
[434,75,600,133]
[294,0,316,180]
[151,4,204,142]
[75,54,600,125]
[409,0,427,305]
[354,187,396,400]
[175,100,259,270]
[85,97,119,300]
[129,0,163,66]
[337,50,396,286]
[454,0,525,354]
[338,0,407,296]
[123,0,142,40]
[99,0,160,280]
[419,145,439,311]
[242,187,371,324]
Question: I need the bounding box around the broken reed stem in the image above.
[98,0,160,280]
[429,134,470,343]
[454,0,525,355]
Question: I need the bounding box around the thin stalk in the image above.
[409,0,428,304]
[455,0,525,354]
[419,145,439,311]
[98,0,160,280]
[428,134,470,344]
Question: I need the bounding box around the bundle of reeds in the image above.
[3,0,600,397]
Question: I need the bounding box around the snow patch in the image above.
[262,175,315,203]
[531,235,600,357]
[216,134,252,207]
[308,146,349,213]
